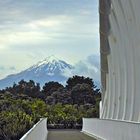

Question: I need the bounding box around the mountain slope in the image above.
[0,56,73,89]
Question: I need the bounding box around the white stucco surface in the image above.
[83,0,140,139]
[82,118,140,140]
[100,0,140,122]
[20,118,48,140]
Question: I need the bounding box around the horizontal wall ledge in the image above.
[20,118,48,140]
[82,118,140,140]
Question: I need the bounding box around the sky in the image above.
[0,0,99,81]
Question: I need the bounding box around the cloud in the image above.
[0,65,16,79]
[63,54,100,84]
[9,66,16,70]
[0,13,98,54]
[0,0,98,50]
[27,15,71,29]
[87,55,100,69]
[0,0,96,25]
[0,66,16,71]
[0,66,5,71]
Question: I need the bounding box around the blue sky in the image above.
[0,0,99,80]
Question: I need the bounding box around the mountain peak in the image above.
[44,55,59,63]
[36,55,59,67]
[27,55,73,74]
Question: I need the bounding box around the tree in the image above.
[0,110,34,140]
[42,81,64,96]
[5,80,42,99]
[45,88,72,105]
[66,75,96,90]
[71,83,96,105]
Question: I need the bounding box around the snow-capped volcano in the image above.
[27,55,72,76]
[0,56,73,89]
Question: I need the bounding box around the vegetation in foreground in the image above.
[0,75,101,140]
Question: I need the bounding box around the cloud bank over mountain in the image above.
[63,54,100,85]
[0,55,100,89]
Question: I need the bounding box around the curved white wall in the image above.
[82,118,140,140]
[100,0,140,122]
[20,118,48,140]
[82,1,140,139]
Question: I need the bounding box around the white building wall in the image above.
[82,1,140,139]
[20,118,48,140]
[100,0,140,122]
[82,118,140,140]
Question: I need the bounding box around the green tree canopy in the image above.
[66,75,96,90]
[42,81,64,96]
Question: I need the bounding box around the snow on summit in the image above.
[28,55,73,74]
[36,55,59,67]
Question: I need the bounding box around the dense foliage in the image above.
[0,93,46,140]
[0,75,101,140]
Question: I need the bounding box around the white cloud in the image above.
[0,65,17,79]
[27,15,71,29]
[0,13,98,50]
[63,54,100,83]
[0,31,51,50]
